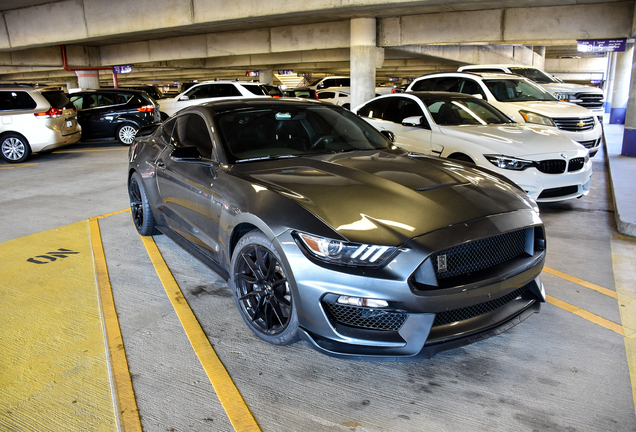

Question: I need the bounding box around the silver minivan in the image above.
[0,85,81,163]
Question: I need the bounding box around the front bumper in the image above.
[275,210,545,360]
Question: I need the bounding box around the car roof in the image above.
[394,91,484,101]
[70,88,147,94]
[181,97,327,115]
[416,71,526,80]
[198,80,263,85]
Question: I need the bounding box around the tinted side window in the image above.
[410,79,436,92]
[172,114,213,158]
[434,77,460,92]
[0,91,37,111]
[318,92,336,99]
[116,93,134,104]
[357,98,388,119]
[336,78,350,87]
[185,85,211,100]
[383,98,424,123]
[69,95,84,110]
[458,79,485,98]
[41,91,71,109]
[161,117,177,143]
[213,84,242,97]
[241,84,267,96]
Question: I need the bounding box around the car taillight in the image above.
[137,105,155,113]
[34,107,63,118]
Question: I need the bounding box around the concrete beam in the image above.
[546,57,610,74]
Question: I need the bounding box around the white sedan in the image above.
[354,92,592,203]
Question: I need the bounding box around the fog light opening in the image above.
[337,296,388,308]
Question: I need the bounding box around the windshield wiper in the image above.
[234,154,297,163]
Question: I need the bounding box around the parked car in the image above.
[355,92,593,202]
[317,90,351,109]
[103,85,166,101]
[457,64,605,120]
[160,80,270,117]
[0,85,81,163]
[407,72,603,156]
[128,98,546,360]
[282,87,318,99]
[307,76,350,91]
[69,88,160,145]
[263,85,284,98]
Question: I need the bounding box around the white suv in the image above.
[0,85,81,163]
[457,64,605,120]
[406,72,603,156]
[160,80,270,117]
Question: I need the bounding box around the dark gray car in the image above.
[127,98,546,361]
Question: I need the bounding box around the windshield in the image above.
[216,105,392,163]
[483,79,556,102]
[425,98,514,126]
[508,67,558,84]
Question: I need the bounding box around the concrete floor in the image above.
[1,138,635,431]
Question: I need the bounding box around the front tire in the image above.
[128,171,159,235]
[230,231,299,345]
[1,133,31,163]
[117,124,138,145]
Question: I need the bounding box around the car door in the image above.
[155,112,222,260]
[71,92,118,139]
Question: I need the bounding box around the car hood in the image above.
[501,100,595,117]
[232,150,536,246]
[437,124,584,158]
[539,82,604,95]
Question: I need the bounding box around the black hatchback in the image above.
[69,89,161,145]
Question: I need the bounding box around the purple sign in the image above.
[113,65,132,74]
[577,39,626,53]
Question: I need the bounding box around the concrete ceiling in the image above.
[0,0,629,87]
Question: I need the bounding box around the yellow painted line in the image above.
[140,235,261,432]
[94,208,130,220]
[546,295,623,335]
[0,221,117,431]
[610,235,636,417]
[543,266,617,299]
[0,162,39,169]
[89,217,142,432]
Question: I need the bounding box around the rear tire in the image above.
[1,133,31,163]
[117,124,138,145]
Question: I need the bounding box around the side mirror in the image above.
[402,116,421,127]
[171,146,202,161]
[380,130,395,143]
[178,95,190,101]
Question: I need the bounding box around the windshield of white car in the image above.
[484,79,556,102]
[424,98,514,126]
[216,105,392,163]
[508,67,558,84]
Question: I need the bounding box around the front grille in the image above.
[323,302,408,331]
[578,139,599,149]
[538,185,579,199]
[553,117,595,132]
[431,229,528,280]
[432,286,530,327]
[575,93,604,109]
[535,159,566,174]
[568,157,585,172]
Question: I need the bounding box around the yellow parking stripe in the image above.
[0,162,39,169]
[546,295,623,335]
[89,217,142,431]
[0,221,117,431]
[95,208,130,219]
[543,266,617,298]
[140,235,261,432]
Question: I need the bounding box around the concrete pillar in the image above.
[75,70,100,89]
[621,45,636,156]
[66,77,79,92]
[610,43,633,124]
[350,18,376,110]
[259,70,274,85]
[538,46,546,57]
[605,52,617,114]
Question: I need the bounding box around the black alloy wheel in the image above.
[231,231,299,345]
[128,171,158,236]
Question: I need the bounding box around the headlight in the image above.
[484,154,534,171]
[295,232,397,267]
[553,92,582,103]
[519,110,555,127]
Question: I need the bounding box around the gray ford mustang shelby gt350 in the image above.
[127,98,546,361]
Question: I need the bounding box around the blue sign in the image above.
[577,39,626,53]
[113,65,132,74]
[278,69,293,75]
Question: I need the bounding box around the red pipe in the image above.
[61,44,116,87]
